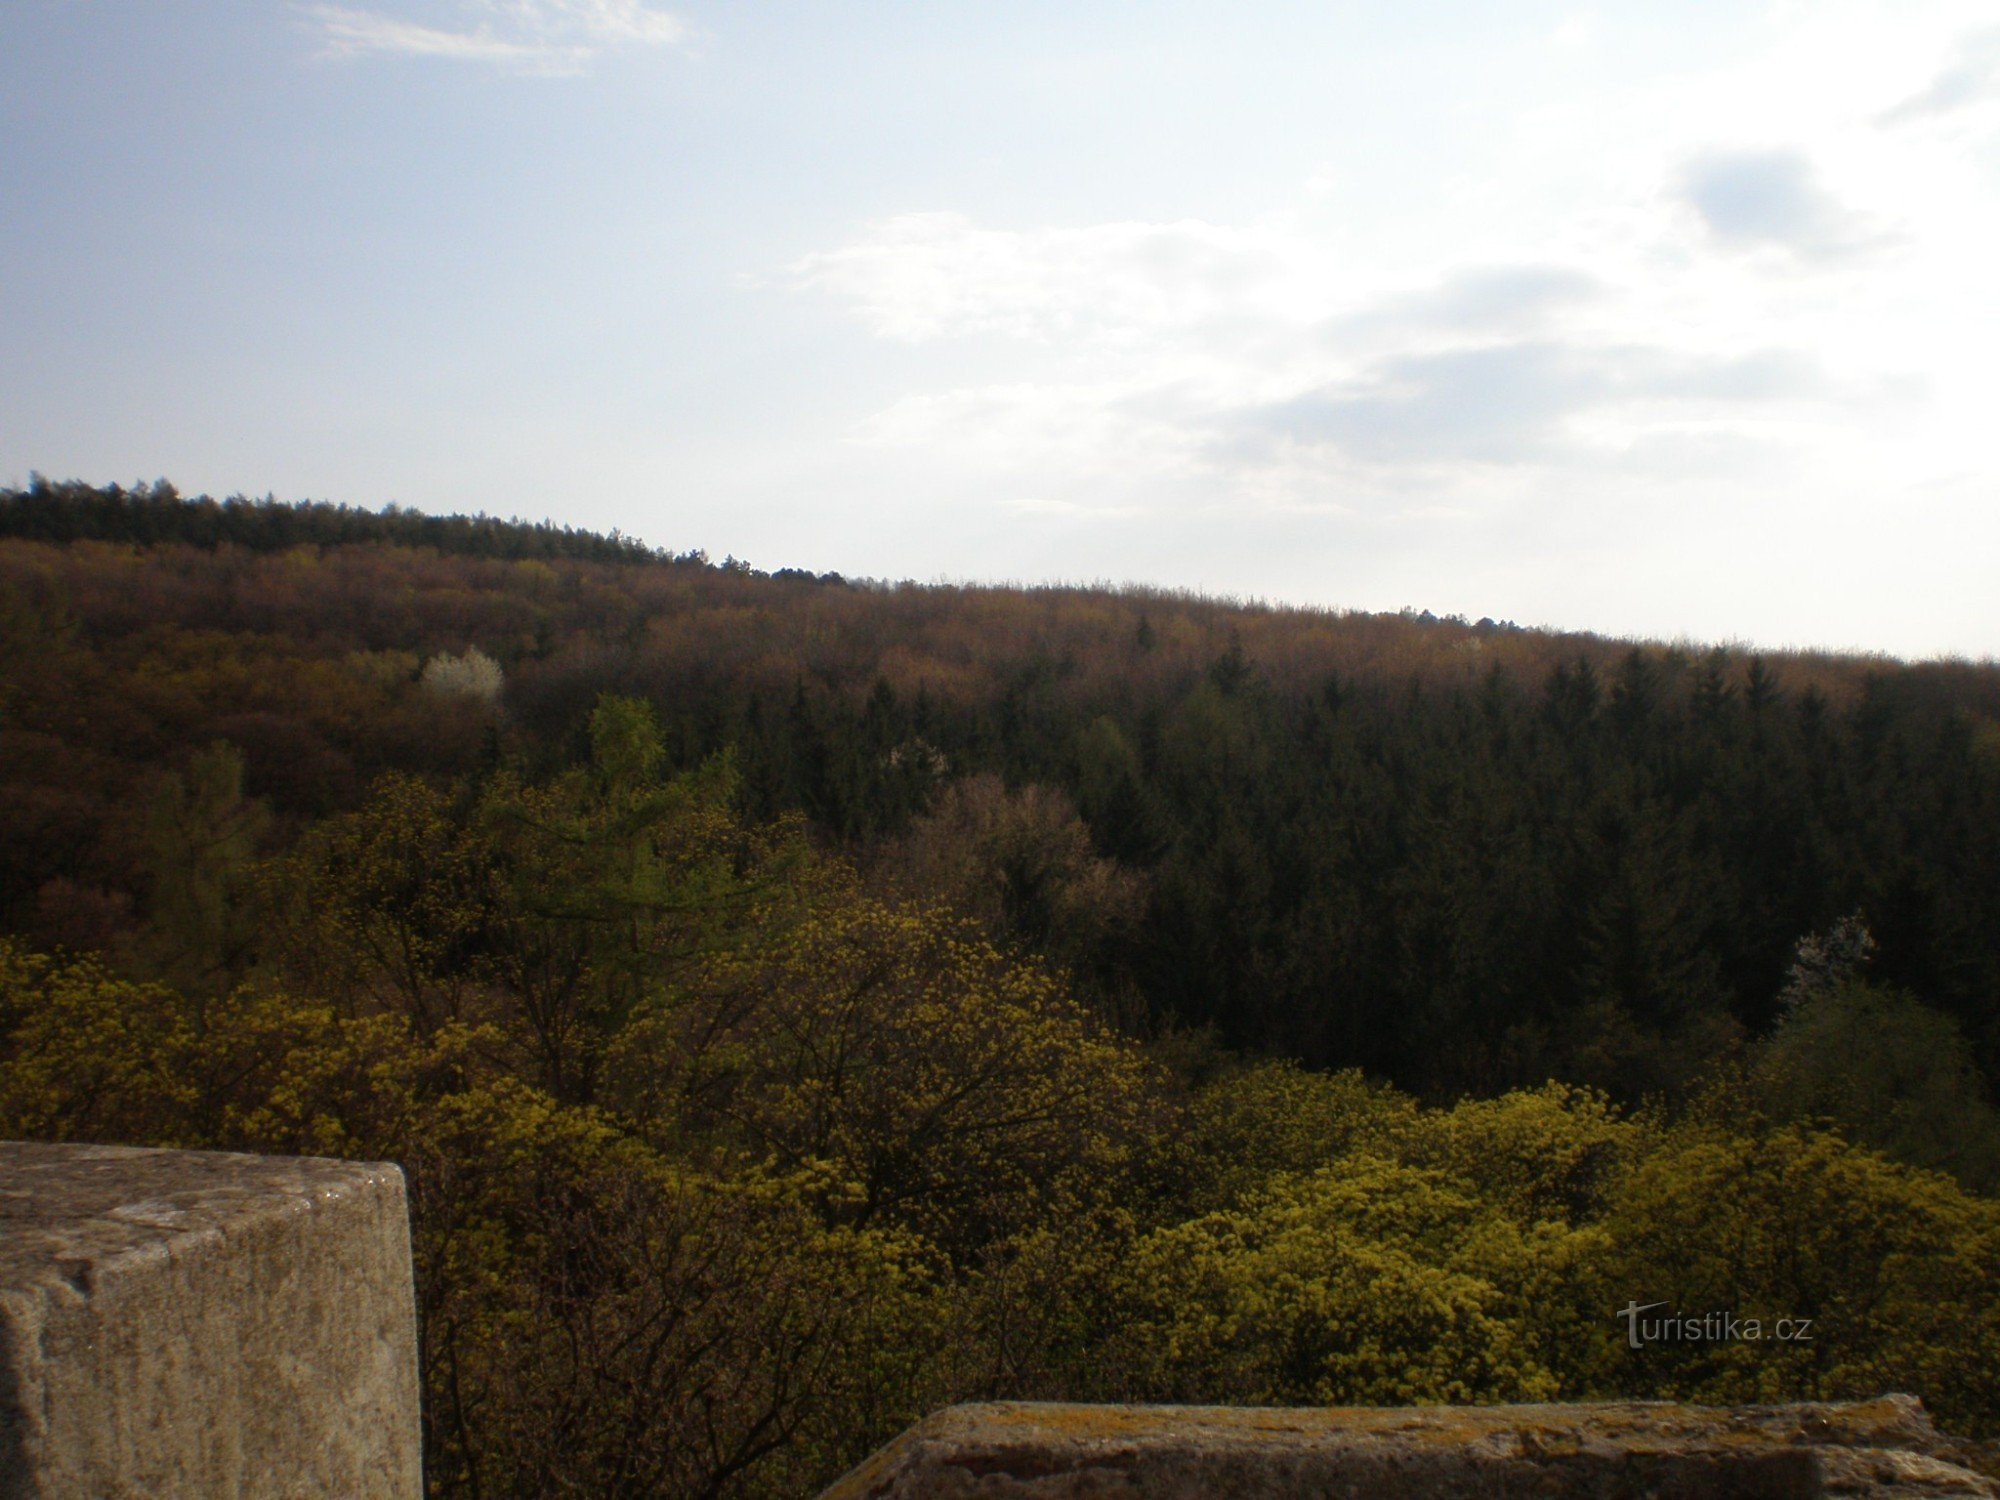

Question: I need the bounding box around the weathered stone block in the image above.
[821,1396,1999,1498]
[0,1141,421,1499]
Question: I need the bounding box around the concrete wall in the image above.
[821,1398,2000,1498]
[0,1141,420,1499]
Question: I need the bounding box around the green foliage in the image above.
[610,891,1158,1255]
[1399,1084,1642,1227]
[404,1088,941,1499]
[0,944,200,1144]
[1755,979,2000,1191]
[1108,1158,1593,1406]
[1165,1060,1418,1214]
[1599,1120,2000,1432]
[272,771,491,1034]
[141,741,271,994]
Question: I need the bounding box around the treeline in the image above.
[4,483,1996,1109]
[1,474,717,569]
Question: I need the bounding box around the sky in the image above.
[3,1,1998,658]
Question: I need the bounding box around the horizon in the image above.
[14,473,1990,669]
[5,2,1999,659]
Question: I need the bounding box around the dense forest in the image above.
[4,478,1999,1495]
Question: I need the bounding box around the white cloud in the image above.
[300,0,684,74]
[1242,343,1822,467]
[556,0,683,45]
[796,203,1853,508]
[792,212,1303,345]
[1879,28,2000,124]
[1333,266,1602,340]
[1675,148,1879,258]
[305,7,576,70]
[1548,15,1593,52]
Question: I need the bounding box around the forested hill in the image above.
[10,478,2000,1490]
[5,479,1999,1105]
[1,474,704,569]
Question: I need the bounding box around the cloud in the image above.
[305,7,575,69]
[1675,148,1871,257]
[1333,265,1601,342]
[1645,348,1823,403]
[791,213,1297,344]
[1879,29,2000,125]
[1253,344,1604,464]
[1238,344,1820,466]
[301,0,684,74]
[795,164,1925,527]
[1432,266,1600,326]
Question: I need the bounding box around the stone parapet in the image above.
[821,1396,1999,1498]
[0,1141,420,1499]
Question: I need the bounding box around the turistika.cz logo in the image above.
[1615,1301,1815,1349]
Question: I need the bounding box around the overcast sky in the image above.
[4,1,1998,657]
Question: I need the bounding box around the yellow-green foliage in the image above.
[1400,1084,1643,1226]
[0,944,199,1144]
[619,894,1159,1252]
[1599,1120,2000,1430]
[5,700,2000,1495]
[0,935,944,1494]
[1110,1157,1589,1406]
[1168,1060,1420,1213]
[400,1079,944,1499]
[271,769,493,1035]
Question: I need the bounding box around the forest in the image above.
[4,477,1999,1496]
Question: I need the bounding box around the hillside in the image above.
[5,479,2000,1494]
[6,479,1998,1098]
